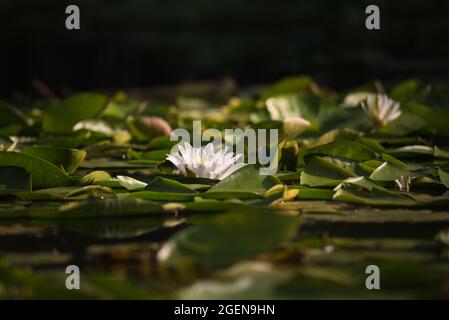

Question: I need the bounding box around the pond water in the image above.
[2,207,448,299]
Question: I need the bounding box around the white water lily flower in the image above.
[282,116,311,139]
[361,94,401,126]
[166,142,244,180]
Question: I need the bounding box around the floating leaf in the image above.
[125,176,197,201]
[438,168,449,188]
[81,171,112,185]
[0,151,76,188]
[205,165,281,199]
[266,93,369,133]
[116,175,148,191]
[300,156,356,187]
[370,161,410,181]
[22,146,86,174]
[0,101,31,127]
[262,75,314,99]
[298,139,377,166]
[435,146,449,159]
[42,93,109,134]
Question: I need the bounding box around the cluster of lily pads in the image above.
[1,76,449,298]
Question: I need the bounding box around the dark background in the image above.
[0,0,448,97]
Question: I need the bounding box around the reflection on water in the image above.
[1,214,449,299]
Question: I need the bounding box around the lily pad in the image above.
[0,151,76,188]
[22,146,86,174]
[42,93,109,134]
[204,165,281,199]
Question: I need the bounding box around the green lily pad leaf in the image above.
[0,101,31,127]
[95,179,122,188]
[147,136,178,150]
[334,176,390,193]
[35,130,97,149]
[42,93,109,134]
[22,146,86,174]
[157,211,300,268]
[101,99,139,121]
[435,146,449,159]
[359,159,384,171]
[205,165,281,199]
[390,145,434,158]
[357,137,388,154]
[125,191,196,202]
[145,176,197,193]
[406,102,449,137]
[128,149,170,161]
[65,185,115,199]
[117,175,148,191]
[298,139,377,166]
[381,153,408,168]
[262,75,314,99]
[15,187,77,201]
[438,168,449,188]
[379,112,426,136]
[314,128,361,145]
[333,184,415,207]
[266,93,370,133]
[389,78,426,102]
[300,156,356,187]
[84,142,134,159]
[0,166,32,192]
[81,171,112,185]
[79,158,157,169]
[369,161,410,181]
[291,186,334,200]
[0,151,76,188]
[124,176,197,201]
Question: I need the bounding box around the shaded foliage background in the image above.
[1,0,449,96]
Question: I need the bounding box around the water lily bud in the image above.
[128,116,172,140]
[282,116,311,140]
[342,92,372,107]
